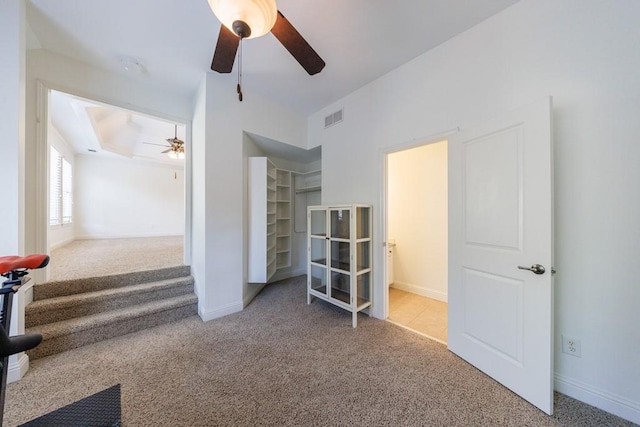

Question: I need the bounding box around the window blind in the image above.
[49,146,73,226]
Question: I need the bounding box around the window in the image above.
[50,147,73,226]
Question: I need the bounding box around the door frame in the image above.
[34,80,193,282]
[379,128,459,320]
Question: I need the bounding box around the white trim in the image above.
[199,301,243,322]
[7,353,29,384]
[36,79,193,279]
[390,281,448,303]
[378,127,460,321]
[35,80,50,284]
[554,373,640,424]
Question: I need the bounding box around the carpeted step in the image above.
[25,276,195,328]
[33,265,191,300]
[26,293,199,360]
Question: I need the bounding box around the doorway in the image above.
[385,140,448,344]
[40,86,190,282]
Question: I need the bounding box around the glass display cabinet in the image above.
[307,204,372,327]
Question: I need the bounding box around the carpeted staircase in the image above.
[25,266,198,360]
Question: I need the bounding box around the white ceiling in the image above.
[30,0,520,165]
[50,90,187,165]
[27,0,521,116]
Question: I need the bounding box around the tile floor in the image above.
[388,287,448,343]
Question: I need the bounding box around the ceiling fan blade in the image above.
[161,148,173,153]
[167,138,185,145]
[271,11,325,75]
[143,142,170,147]
[211,24,239,73]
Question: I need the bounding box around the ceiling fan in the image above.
[143,125,185,160]
[208,0,325,100]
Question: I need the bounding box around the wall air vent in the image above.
[324,108,344,129]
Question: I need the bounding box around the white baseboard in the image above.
[7,353,29,383]
[50,236,75,250]
[198,301,243,322]
[554,373,640,424]
[390,281,448,302]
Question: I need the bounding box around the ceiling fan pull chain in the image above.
[237,37,243,102]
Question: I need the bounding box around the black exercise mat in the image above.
[20,384,121,427]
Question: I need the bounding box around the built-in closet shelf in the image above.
[249,157,293,282]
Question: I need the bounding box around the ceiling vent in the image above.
[324,108,344,129]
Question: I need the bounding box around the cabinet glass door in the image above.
[310,238,327,266]
[331,241,350,271]
[330,271,351,305]
[309,207,328,297]
[310,264,327,295]
[356,272,371,307]
[310,210,326,236]
[331,209,350,239]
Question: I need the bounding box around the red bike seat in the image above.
[0,254,50,276]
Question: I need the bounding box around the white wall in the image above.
[309,0,640,422]
[0,0,25,255]
[74,155,184,239]
[388,141,447,301]
[242,134,269,307]
[0,0,31,383]
[48,125,76,248]
[190,77,207,311]
[24,49,192,255]
[192,73,307,321]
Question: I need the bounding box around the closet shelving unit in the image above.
[275,169,292,269]
[248,157,292,283]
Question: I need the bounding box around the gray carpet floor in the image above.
[49,237,184,281]
[5,276,635,426]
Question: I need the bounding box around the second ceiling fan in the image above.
[208,0,325,100]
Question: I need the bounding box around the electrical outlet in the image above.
[562,335,581,357]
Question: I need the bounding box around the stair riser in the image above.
[26,283,194,328]
[28,303,198,360]
[34,266,191,300]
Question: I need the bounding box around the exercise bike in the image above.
[0,254,50,425]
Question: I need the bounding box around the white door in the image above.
[448,98,554,414]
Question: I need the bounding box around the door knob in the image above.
[518,264,546,275]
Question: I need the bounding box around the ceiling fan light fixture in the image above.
[208,0,277,39]
[167,149,185,160]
